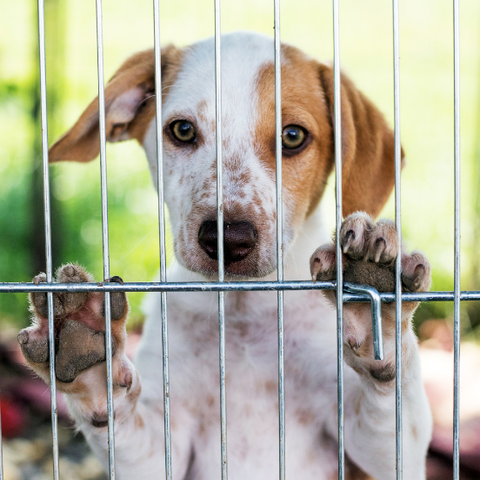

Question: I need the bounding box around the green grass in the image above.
[1,0,480,332]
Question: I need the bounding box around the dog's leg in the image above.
[18,264,193,479]
[310,212,432,480]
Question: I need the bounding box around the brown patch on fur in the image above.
[255,43,399,222]
[296,408,315,426]
[49,46,186,162]
[265,380,276,394]
[255,46,334,224]
[354,391,364,416]
[197,100,209,124]
[318,65,402,218]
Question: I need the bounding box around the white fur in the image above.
[61,32,431,480]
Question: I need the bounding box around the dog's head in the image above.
[49,32,399,279]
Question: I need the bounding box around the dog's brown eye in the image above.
[282,125,306,150]
[171,120,196,143]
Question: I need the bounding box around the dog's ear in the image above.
[49,45,183,163]
[318,65,403,218]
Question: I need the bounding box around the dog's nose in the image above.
[198,221,257,264]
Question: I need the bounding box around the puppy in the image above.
[18,32,432,480]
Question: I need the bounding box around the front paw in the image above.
[18,264,130,390]
[309,212,431,382]
[310,212,431,294]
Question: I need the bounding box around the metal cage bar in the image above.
[214,2,228,478]
[273,1,286,479]
[453,0,461,477]
[5,281,480,301]
[392,0,403,478]
[94,0,116,477]
[37,0,60,478]
[152,1,173,478]
[332,0,345,478]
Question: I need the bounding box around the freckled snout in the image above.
[198,220,257,265]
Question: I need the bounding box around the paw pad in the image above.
[19,263,127,384]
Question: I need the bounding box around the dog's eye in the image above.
[170,120,196,143]
[282,125,307,150]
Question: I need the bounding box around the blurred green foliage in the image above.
[1,0,480,337]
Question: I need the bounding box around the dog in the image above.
[18,32,432,480]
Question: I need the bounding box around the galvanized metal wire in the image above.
[332,0,345,478]
[214,2,228,478]
[273,1,286,479]
[392,0,403,478]
[37,0,60,478]
[4,281,480,302]
[453,0,461,477]
[94,0,116,477]
[152,0,173,478]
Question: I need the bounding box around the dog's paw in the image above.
[18,264,129,387]
[310,212,431,294]
[309,212,431,382]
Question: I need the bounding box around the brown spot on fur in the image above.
[265,380,276,393]
[197,100,208,123]
[296,408,315,426]
[354,391,363,416]
[134,413,145,429]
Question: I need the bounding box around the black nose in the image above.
[198,221,257,264]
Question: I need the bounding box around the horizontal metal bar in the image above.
[2,281,479,302]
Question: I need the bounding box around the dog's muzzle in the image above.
[198,220,257,265]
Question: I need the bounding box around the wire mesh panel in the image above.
[0,0,470,479]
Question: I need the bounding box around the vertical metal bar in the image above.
[37,1,60,478]
[392,1,403,478]
[214,2,228,479]
[94,1,116,478]
[332,1,344,478]
[273,1,285,479]
[152,2,173,479]
[453,1,461,478]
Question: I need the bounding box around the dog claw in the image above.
[343,230,355,254]
[373,237,386,263]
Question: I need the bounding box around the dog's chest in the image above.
[160,289,339,480]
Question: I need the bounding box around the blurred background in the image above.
[1,0,480,479]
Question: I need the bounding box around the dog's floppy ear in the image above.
[49,45,183,163]
[318,65,403,218]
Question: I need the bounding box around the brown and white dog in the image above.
[18,32,432,479]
